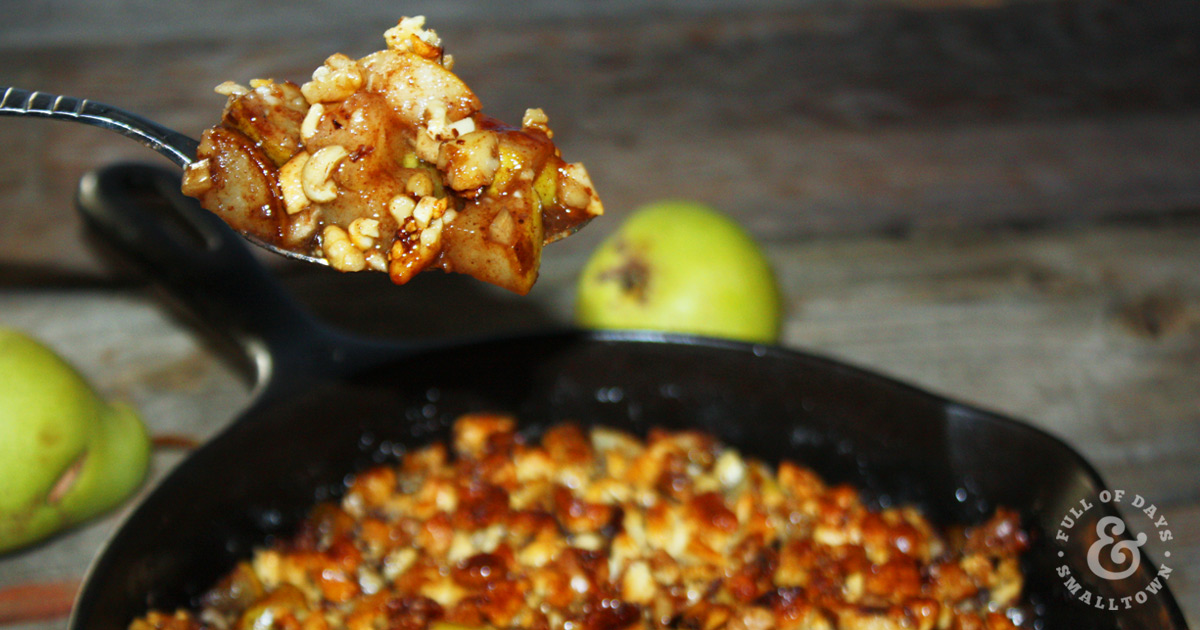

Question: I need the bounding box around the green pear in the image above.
[0,327,150,554]
[574,200,782,344]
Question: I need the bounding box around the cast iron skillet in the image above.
[70,163,1188,629]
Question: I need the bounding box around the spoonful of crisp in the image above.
[1,16,603,295]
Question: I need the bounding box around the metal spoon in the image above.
[0,86,327,266]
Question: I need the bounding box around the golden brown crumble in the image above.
[132,415,1030,630]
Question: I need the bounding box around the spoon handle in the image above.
[0,87,198,168]
[1,86,328,265]
[75,162,352,388]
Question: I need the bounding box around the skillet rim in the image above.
[68,328,1191,630]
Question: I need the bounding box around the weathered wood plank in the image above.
[269,221,1200,479]
[0,291,250,628]
[1,1,1199,273]
[4,0,1130,50]
[1,1,1197,626]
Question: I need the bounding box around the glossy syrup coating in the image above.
[182,17,602,295]
[131,415,1030,630]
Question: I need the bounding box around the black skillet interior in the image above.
[70,163,1188,630]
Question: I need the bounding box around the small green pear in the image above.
[0,327,151,554]
[574,200,782,344]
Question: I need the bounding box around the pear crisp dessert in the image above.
[181,17,602,294]
[131,415,1031,630]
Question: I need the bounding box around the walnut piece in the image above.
[184,16,603,295]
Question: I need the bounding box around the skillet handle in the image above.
[75,162,343,389]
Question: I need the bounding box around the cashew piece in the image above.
[301,104,325,142]
[322,225,366,272]
[279,151,311,215]
[389,195,416,224]
[302,145,348,203]
[348,218,381,250]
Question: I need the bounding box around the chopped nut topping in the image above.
[300,145,347,203]
[300,103,324,141]
[522,107,552,136]
[131,417,1030,630]
[390,196,449,284]
[322,224,366,271]
[384,16,444,59]
[348,217,381,250]
[278,151,310,215]
[180,159,213,197]
[184,16,602,295]
[389,194,416,223]
[301,54,364,103]
[213,80,248,97]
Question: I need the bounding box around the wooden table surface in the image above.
[1,1,1197,627]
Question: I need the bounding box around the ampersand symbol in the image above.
[1086,515,1147,580]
